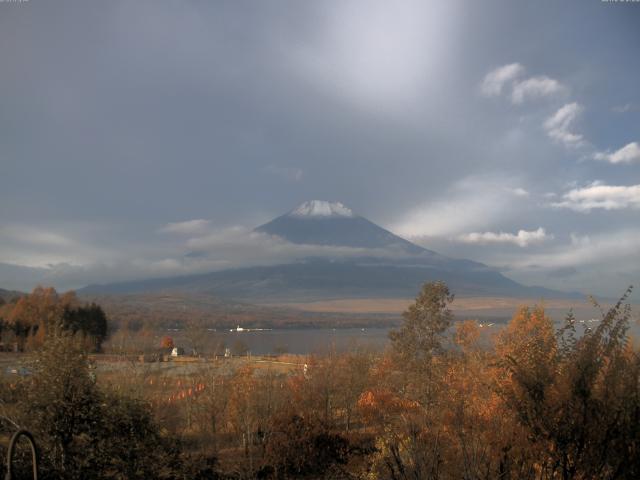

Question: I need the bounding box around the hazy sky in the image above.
[1,0,639,297]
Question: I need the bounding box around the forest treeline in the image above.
[88,292,400,332]
[0,286,108,352]
[0,282,639,479]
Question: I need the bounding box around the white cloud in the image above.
[392,175,529,238]
[457,227,551,247]
[543,102,585,148]
[0,225,75,249]
[511,76,566,104]
[570,233,591,248]
[481,64,566,106]
[159,219,211,235]
[506,187,530,197]
[0,224,118,269]
[482,65,587,151]
[458,226,640,297]
[505,229,640,271]
[288,0,458,111]
[480,63,525,97]
[594,142,640,164]
[1,224,418,291]
[552,183,640,212]
[184,226,406,263]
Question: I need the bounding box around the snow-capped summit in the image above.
[255,200,424,253]
[290,200,354,218]
[82,201,578,301]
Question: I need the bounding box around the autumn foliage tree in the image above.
[0,287,109,351]
[496,288,640,479]
[160,335,175,349]
[260,414,351,479]
[2,281,639,479]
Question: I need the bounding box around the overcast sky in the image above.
[1,0,639,297]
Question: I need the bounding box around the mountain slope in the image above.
[0,287,23,303]
[256,200,424,254]
[80,200,580,301]
[80,257,574,300]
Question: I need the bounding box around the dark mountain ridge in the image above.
[256,200,425,254]
[80,200,581,301]
[0,287,23,303]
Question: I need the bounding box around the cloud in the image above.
[184,227,409,264]
[392,175,530,238]
[0,225,76,249]
[511,76,566,104]
[480,63,525,97]
[481,64,566,105]
[612,103,636,113]
[288,0,458,111]
[0,3,636,301]
[159,219,212,235]
[594,142,640,164]
[468,228,640,297]
[547,266,578,278]
[506,187,530,197]
[482,65,587,152]
[264,165,304,182]
[0,224,421,292]
[0,224,111,268]
[543,102,585,148]
[457,227,551,247]
[505,229,640,271]
[552,183,640,212]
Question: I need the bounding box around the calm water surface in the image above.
[170,318,640,355]
[206,327,391,355]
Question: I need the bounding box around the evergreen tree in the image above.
[389,281,454,363]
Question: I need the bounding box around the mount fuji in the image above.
[255,200,424,254]
[80,201,577,300]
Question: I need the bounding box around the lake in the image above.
[165,316,640,355]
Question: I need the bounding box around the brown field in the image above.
[1,351,305,372]
[269,296,634,320]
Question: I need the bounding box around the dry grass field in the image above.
[270,296,635,321]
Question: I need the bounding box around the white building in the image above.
[171,347,185,357]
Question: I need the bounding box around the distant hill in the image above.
[80,200,580,301]
[0,288,23,303]
[80,257,577,301]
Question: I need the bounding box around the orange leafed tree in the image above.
[160,335,175,349]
